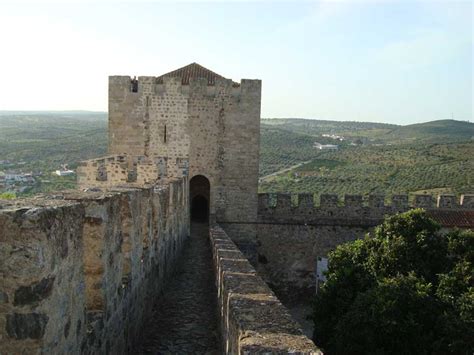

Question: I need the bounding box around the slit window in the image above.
[164,125,167,143]
[131,77,138,93]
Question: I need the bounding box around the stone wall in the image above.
[76,154,187,189]
[256,224,368,304]
[108,70,261,259]
[256,193,474,303]
[209,225,320,354]
[0,178,189,353]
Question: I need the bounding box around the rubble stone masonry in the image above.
[209,225,320,354]
[108,65,261,260]
[0,178,188,353]
[256,193,474,303]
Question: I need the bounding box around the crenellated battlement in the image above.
[108,62,261,243]
[77,154,189,188]
[256,192,474,303]
[258,193,474,227]
[109,74,260,101]
[259,193,474,210]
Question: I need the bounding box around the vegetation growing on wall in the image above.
[0,192,16,199]
[312,209,474,354]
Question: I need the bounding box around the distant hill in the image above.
[258,118,473,198]
[0,112,107,167]
[1,112,472,198]
[0,110,107,117]
[262,118,397,139]
[383,120,474,143]
[262,118,473,144]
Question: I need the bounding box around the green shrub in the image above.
[312,209,474,354]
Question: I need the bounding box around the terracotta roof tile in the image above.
[157,62,239,86]
[427,210,474,228]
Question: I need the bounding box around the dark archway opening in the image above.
[190,175,210,223]
[191,195,209,222]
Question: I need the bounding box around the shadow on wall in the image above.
[190,175,210,222]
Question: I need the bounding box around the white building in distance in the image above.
[55,170,75,176]
[313,142,339,150]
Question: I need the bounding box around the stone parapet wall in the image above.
[77,154,188,189]
[0,178,189,354]
[209,225,320,354]
[258,193,474,226]
[256,192,474,304]
[256,224,368,304]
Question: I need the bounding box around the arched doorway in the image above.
[190,175,210,223]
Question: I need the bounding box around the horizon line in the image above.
[0,110,471,126]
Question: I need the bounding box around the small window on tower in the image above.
[131,77,138,93]
[164,125,167,143]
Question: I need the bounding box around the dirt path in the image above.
[260,160,311,182]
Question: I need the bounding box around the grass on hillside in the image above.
[1,113,473,199]
[259,142,474,200]
[294,159,346,172]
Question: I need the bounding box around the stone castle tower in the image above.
[108,63,261,251]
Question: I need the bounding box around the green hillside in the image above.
[0,112,107,194]
[0,113,107,167]
[384,120,474,142]
[262,118,398,137]
[260,142,474,199]
[1,112,472,198]
[259,127,318,176]
[262,118,474,143]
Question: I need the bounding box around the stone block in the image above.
[14,277,55,306]
[344,195,363,207]
[392,195,408,209]
[368,195,385,208]
[298,193,314,208]
[460,194,474,208]
[276,194,292,209]
[414,194,434,208]
[320,194,338,207]
[437,194,457,208]
[6,313,49,340]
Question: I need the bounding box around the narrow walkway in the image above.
[137,223,219,354]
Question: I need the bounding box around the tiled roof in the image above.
[157,62,236,86]
[427,210,474,228]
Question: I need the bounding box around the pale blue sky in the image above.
[0,0,472,124]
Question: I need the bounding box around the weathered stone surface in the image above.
[6,313,49,339]
[0,178,189,354]
[210,224,321,354]
[83,65,262,260]
[0,199,85,353]
[137,222,219,354]
[0,66,332,355]
[256,192,474,305]
[0,291,9,304]
[14,276,55,306]
[64,318,71,339]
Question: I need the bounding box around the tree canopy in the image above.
[312,209,474,354]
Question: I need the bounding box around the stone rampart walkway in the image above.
[137,223,219,354]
